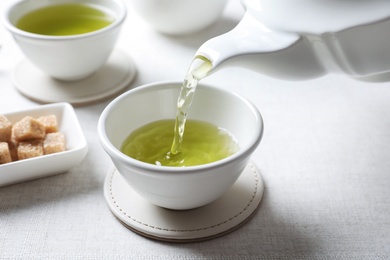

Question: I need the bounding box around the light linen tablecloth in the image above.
[1,0,390,259]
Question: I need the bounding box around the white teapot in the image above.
[195,0,390,80]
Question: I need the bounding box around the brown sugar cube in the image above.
[0,115,12,142]
[8,140,19,162]
[9,135,19,148]
[17,140,44,160]
[37,115,59,133]
[12,116,45,141]
[0,142,12,164]
[43,132,66,155]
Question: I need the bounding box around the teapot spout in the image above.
[195,13,326,80]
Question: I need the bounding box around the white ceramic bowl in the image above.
[98,81,263,210]
[0,103,88,187]
[3,0,126,81]
[132,0,227,35]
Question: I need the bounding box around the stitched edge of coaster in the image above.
[108,163,260,233]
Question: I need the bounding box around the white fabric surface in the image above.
[1,0,390,259]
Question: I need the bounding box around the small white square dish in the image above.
[0,102,88,187]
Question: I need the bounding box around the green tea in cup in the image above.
[16,3,115,36]
[120,119,239,167]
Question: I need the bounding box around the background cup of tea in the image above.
[97,81,263,210]
[131,0,227,35]
[4,0,126,81]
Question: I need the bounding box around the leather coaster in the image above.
[12,49,136,106]
[104,162,264,242]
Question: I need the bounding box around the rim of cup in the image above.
[3,0,127,41]
[97,81,264,175]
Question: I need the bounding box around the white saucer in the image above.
[104,162,264,242]
[12,49,137,106]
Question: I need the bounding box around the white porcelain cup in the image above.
[98,81,263,210]
[132,0,227,35]
[4,0,126,81]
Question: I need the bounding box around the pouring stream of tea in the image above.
[170,56,212,156]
